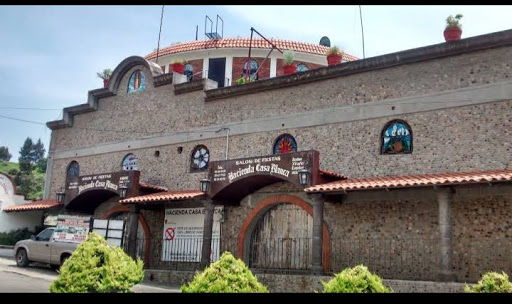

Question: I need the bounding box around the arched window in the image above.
[273,134,297,154]
[190,145,210,172]
[184,64,193,81]
[127,70,146,93]
[297,63,309,72]
[122,154,138,171]
[67,161,79,177]
[381,120,413,154]
[242,59,259,81]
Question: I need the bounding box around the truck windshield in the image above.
[36,228,54,241]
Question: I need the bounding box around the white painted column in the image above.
[225,56,233,86]
[202,57,209,79]
[270,56,277,78]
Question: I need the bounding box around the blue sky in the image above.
[1,5,512,162]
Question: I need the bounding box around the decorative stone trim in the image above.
[174,78,218,95]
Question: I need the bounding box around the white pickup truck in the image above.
[13,227,79,270]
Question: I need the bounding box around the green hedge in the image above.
[0,227,41,246]
[50,232,144,293]
[181,251,269,293]
[465,271,512,293]
[322,265,392,293]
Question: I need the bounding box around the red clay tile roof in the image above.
[120,190,204,204]
[306,169,512,193]
[139,183,168,192]
[2,199,59,212]
[319,169,347,180]
[145,38,359,61]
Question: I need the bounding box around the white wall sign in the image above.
[0,174,14,211]
[54,215,91,243]
[162,206,223,262]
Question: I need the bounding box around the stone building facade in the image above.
[9,29,512,291]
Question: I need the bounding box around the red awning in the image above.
[2,199,59,212]
[306,169,512,193]
[120,190,204,204]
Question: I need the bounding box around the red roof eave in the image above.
[306,169,512,193]
[120,190,204,204]
[2,199,59,212]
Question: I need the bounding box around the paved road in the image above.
[0,257,180,293]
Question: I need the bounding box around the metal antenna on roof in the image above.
[246,27,284,82]
[155,5,165,64]
[359,5,366,59]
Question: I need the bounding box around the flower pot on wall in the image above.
[172,63,185,74]
[283,65,296,75]
[103,78,109,89]
[327,54,342,66]
[444,27,462,42]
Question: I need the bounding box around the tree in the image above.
[36,157,47,173]
[33,139,46,164]
[19,137,34,164]
[0,146,11,162]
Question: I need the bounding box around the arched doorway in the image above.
[249,204,312,271]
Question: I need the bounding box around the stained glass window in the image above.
[122,154,138,171]
[127,70,146,93]
[243,59,259,81]
[297,63,309,72]
[67,161,79,177]
[184,64,193,81]
[381,120,412,154]
[190,145,210,172]
[273,134,298,154]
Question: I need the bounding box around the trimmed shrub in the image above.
[465,271,512,293]
[322,265,391,293]
[49,232,144,293]
[181,251,268,293]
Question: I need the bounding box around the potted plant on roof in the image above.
[171,59,187,74]
[444,14,463,42]
[282,50,296,75]
[326,46,343,66]
[97,68,112,89]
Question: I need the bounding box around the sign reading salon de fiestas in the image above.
[162,206,224,262]
[64,171,139,205]
[208,150,320,196]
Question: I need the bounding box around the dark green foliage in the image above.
[33,139,45,164]
[181,252,269,293]
[0,227,42,246]
[36,157,47,173]
[465,272,512,293]
[18,160,32,173]
[0,146,12,162]
[19,137,34,164]
[50,233,144,293]
[322,265,391,293]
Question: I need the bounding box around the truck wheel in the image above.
[16,249,29,267]
[50,264,60,271]
[61,254,71,266]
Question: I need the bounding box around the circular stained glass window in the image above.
[297,63,309,72]
[273,134,298,154]
[191,145,210,171]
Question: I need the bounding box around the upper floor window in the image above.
[190,145,209,172]
[184,64,193,81]
[381,120,412,154]
[122,154,138,171]
[297,63,309,72]
[273,134,297,154]
[67,161,79,177]
[243,59,259,81]
[127,70,146,93]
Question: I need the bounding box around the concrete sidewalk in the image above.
[0,257,180,293]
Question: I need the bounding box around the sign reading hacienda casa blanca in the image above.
[64,171,139,205]
[208,150,319,197]
[162,206,224,262]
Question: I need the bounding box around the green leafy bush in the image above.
[465,271,512,293]
[322,265,391,293]
[181,251,268,293]
[49,232,144,293]
[0,228,41,246]
[282,50,295,65]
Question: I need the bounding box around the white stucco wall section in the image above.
[0,174,41,233]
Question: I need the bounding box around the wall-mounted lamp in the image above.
[200,178,211,193]
[298,169,311,187]
[119,185,128,199]
[56,188,66,204]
